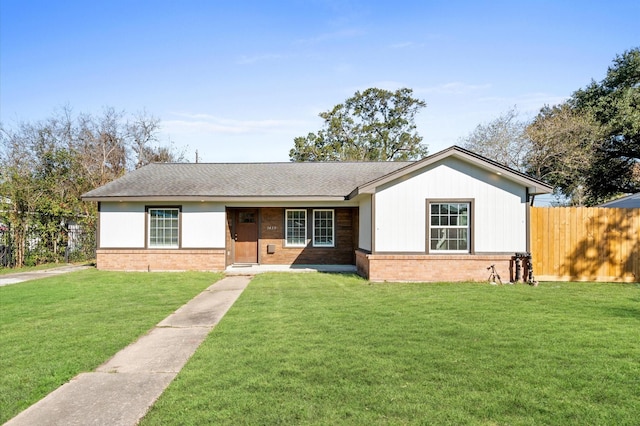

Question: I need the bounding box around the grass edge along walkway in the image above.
[142,273,640,426]
[0,269,223,424]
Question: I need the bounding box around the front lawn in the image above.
[142,274,640,425]
[0,269,222,423]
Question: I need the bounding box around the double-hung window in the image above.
[429,202,470,253]
[148,207,180,248]
[286,209,307,247]
[285,209,336,248]
[313,209,334,247]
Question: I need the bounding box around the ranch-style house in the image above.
[82,146,552,281]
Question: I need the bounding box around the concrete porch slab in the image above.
[225,264,357,275]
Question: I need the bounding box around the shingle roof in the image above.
[599,192,640,208]
[355,146,553,196]
[81,161,412,200]
[82,146,553,201]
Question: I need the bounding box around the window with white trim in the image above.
[285,209,307,247]
[313,209,334,247]
[429,202,470,253]
[148,208,179,248]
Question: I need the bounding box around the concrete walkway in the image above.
[5,275,251,426]
[0,264,92,286]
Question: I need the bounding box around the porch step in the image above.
[225,264,357,275]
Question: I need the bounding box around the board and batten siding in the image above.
[373,157,528,253]
[99,202,226,249]
[358,196,373,251]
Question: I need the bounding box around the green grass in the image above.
[142,273,640,425]
[0,269,222,423]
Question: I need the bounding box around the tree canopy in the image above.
[290,87,428,162]
[573,47,640,203]
[525,104,602,205]
[459,107,529,172]
[460,47,639,205]
[0,107,185,266]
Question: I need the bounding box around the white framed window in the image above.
[429,202,470,253]
[148,207,180,248]
[313,209,334,247]
[285,209,307,247]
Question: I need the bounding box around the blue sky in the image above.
[1,0,638,163]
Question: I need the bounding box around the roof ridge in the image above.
[149,160,415,165]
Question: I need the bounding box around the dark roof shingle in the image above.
[82,161,412,199]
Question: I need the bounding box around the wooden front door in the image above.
[234,209,258,263]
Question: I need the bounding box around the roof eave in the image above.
[82,195,349,203]
[354,146,553,195]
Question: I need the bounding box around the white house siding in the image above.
[99,202,146,248]
[100,202,226,249]
[374,157,528,253]
[181,202,226,248]
[358,196,372,251]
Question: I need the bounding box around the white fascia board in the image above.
[352,146,553,196]
[83,195,350,203]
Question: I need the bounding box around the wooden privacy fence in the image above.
[530,207,640,282]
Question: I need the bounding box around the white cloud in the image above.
[389,41,414,49]
[159,113,312,162]
[418,90,570,155]
[347,81,408,93]
[236,53,285,65]
[417,82,492,95]
[477,93,568,116]
[388,41,425,49]
[164,113,307,135]
[295,28,365,44]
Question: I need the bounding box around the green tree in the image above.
[572,47,640,203]
[0,129,37,267]
[290,87,428,161]
[525,104,602,205]
[1,115,90,265]
[0,107,185,267]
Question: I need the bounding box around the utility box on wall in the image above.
[267,244,276,254]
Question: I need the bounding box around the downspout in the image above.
[96,201,101,252]
[526,189,533,253]
[368,193,376,281]
[526,189,538,285]
[370,193,376,255]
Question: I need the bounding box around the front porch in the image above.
[225,207,359,267]
[225,264,357,275]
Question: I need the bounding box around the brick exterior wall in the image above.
[231,207,358,265]
[97,206,517,281]
[96,249,226,271]
[355,249,370,278]
[356,250,514,282]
